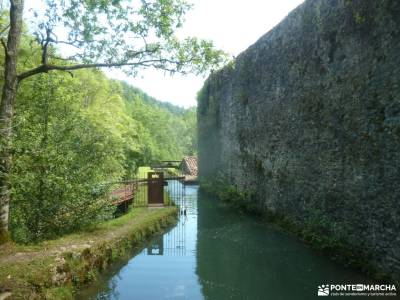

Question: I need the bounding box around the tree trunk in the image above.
[0,0,24,242]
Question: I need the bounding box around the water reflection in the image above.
[77,183,202,300]
[77,184,379,300]
[196,191,379,300]
[147,236,163,255]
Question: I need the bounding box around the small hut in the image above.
[181,156,198,184]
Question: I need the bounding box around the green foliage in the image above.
[0,0,224,244]
[5,30,198,243]
[11,72,122,242]
[22,0,227,77]
[44,287,74,300]
[123,83,198,161]
[200,174,259,214]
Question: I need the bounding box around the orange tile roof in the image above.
[182,156,198,176]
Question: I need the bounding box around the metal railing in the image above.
[108,169,186,209]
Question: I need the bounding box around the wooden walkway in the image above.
[110,184,137,205]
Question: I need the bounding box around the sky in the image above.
[25,0,305,108]
[108,0,305,108]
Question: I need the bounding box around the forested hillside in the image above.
[2,33,196,243]
[0,0,225,246]
[122,82,197,164]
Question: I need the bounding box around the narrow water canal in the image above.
[78,182,377,300]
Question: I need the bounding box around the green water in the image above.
[77,183,385,300]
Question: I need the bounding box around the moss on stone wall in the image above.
[200,178,393,283]
[200,176,258,214]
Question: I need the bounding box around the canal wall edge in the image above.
[0,207,178,299]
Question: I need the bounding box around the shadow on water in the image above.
[77,183,385,300]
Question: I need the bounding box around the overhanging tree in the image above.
[0,0,226,241]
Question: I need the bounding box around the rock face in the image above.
[198,0,400,280]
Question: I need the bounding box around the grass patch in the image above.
[137,166,154,178]
[0,206,178,299]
